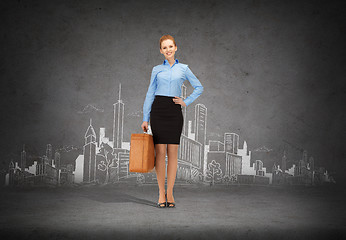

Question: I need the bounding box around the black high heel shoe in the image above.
[157,193,166,208]
[166,193,175,208]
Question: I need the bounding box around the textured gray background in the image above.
[1,0,345,182]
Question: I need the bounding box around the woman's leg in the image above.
[155,144,167,205]
[166,144,179,205]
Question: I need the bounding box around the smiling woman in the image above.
[141,34,204,208]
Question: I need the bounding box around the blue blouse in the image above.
[142,59,204,122]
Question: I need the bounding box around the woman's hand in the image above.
[141,121,148,132]
[173,96,186,107]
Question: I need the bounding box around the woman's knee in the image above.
[155,144,167,158]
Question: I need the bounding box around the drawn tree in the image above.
[97,142,117,184]
[206,160,222,185]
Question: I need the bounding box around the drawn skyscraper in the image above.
[255,160,264,176]
[21,144,26,172]
[194,104,207,178]
[195,104,207,144]
[302,150,308,163]
[8,161,15,185]
[46,144,53,165]
[54,151,61,169]
[297,150,308,175]
[83,119,97,182]
[113,83,124,149]
[99,128,106,146]
[224,133,239,154]
[181,83,187,136]
[238,140,253,175]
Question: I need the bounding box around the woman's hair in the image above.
[159,35,176,49]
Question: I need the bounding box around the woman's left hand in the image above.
[173,96,186,107]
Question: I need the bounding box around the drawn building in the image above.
[236,141,271,185]
[46,144,53,166]
[113,83,124,149]
[209,140,225,152]
[60,163,74,185]
[20,144,26,172]
[118,151,130,180]
[206,134,243,184]
[238,141,252,175]
[6,152,59,186]
[54,151,61,169]
[254,160,264,176]
[177,135,203,181]
[194,104,207,179]
[224,133,239,155]
[83,119,97,182]
[290,150,314,185]
[35,156,59,185]
[272,151,294,185]
[8,161,15,186]
[225,153,242,177]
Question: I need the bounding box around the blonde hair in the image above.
[159,34,176,49]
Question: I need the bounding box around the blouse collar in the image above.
[163,59,179,65]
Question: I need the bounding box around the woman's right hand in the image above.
[141,121,148,132]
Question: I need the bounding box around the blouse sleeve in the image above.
[142,67,158,122]
[183,65,204,106]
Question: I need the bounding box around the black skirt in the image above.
[150,95,184,145]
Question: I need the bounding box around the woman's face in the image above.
[160,39,177,60]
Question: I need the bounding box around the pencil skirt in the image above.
[150,95,184,145]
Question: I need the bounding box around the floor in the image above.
[1,183,345,240]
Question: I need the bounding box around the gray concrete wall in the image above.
[1,0,345,183]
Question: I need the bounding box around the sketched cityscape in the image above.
[1,83,335,187]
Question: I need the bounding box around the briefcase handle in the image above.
[143,123,153,135]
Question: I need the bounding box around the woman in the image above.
[141,35,204,208]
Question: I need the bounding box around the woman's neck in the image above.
[166,58,175,66]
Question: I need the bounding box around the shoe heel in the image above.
[157,192,167,208]
[166,193,176,208]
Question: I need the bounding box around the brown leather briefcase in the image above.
[129,133,155,173]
